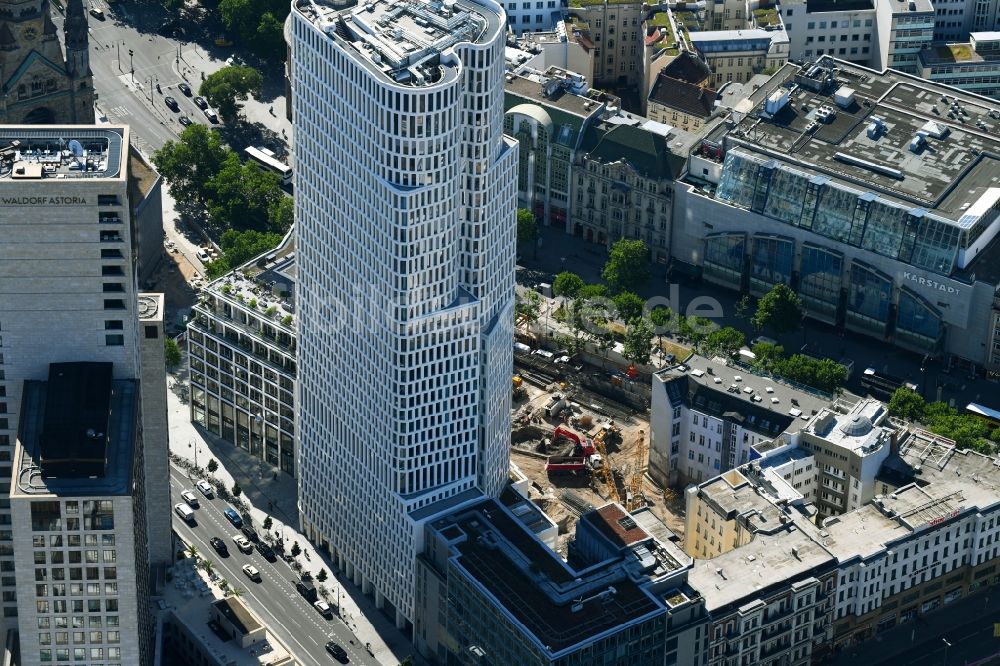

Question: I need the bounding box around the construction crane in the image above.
[592,424,621,505]
[626,430,646,512]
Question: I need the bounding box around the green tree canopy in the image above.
[219,229,284,268]
[198,65,263,121]
[577,283,610,301]
[552,272,584,299]
[516,208,538,246]
[206,157,286,232]
[704,326,745,359]
[515,289,542,329]
[649,306,674,334]
[602,239,649,293]
[151,124,231,205]
[623,318,653,365]
[888,387,926,422]
[219,0,291,59]
[612,291,645,323]
[750,342,785,373]
[752,283,803,335]
[164,338,182,368]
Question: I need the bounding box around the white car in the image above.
[241,564,261,582]
[232,534,253,554]
[196,479,214,498]
[314,600,332,618]
[180,490,199,508]
[196,249,210,262]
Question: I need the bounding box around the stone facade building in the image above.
[0,0,94,124]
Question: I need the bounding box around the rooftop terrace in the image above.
[0,126,125,180]
[804,398,892,456]
[295,0,502,86]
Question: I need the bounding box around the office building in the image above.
[0,0,94,124]
[416,489,706,665]
[676,56,1000,374]
[918,32,1000,99]
[649,354,833,488]
[514,19,596,83]
[188,233,297,476]
[0,126,169,661]
[689,29,790,87]
[290,0,517,631]
[565,0,648,92]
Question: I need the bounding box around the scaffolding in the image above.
[626,430,647,512]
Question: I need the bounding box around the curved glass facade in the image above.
[715,149,961,275]
[750,235,794,296]
[896,288,943,353]
[799,244,843,322]
[703,233,746,289]
[847,262,893,336]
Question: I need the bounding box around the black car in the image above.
[254,541,277,562]
[325,641,348,662]
[164,96,179,111]
[194,96,208,110]
[178,116,192,126]
[241,525,259,543]
[177,82,192,96]
[209,537,229,557]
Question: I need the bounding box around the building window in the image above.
[105,335,124,347]
[144,326,158,339]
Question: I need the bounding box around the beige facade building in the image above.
[566,0,647,91]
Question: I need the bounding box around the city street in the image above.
[170,466,380,666]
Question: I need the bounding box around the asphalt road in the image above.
[169,467,378,666]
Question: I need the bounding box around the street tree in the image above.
[151,124,231,206]
[888,387,927,422]
[602,239,649,293]
[164,338,182,368]
[220,229,284,268]
[262,516,273,531]
[752,284,803,335]
[750,342,785,373]
[516,208,538,246]
[198,65,263,121]
[552,272,585,299]
[317,569,328,583]
[515,289,542,331]
[291,541,301,557]
[612,291,644,323]
[735,294,753,323]
[186,544,198,559]
[704,326,745,359]
[207,459,219,474]
[622,318,653,366]
[232,482,242,498]
[577,283,610,301]
[219,0,290,60]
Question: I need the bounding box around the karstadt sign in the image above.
[901,271,961,297]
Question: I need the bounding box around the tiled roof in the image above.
[660,51,711,85]
[581,122,686,179]
[648,72,717,119]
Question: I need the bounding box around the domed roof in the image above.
[840,414,873,437]
[506,103,553,130]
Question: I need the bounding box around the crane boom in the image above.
[627,430,646,511]
[593,425,621,504]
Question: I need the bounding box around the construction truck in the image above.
[545,456,590,475]
[553,425,595,456]
[512,375,527,401]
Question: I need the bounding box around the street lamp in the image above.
[116,42,121,72]
[128,49,134,83]
[189,440,198,472]
[942,638,951,666]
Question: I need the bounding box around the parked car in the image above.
[196,248,210,262]
[241,525,259,543]
[242,564,261,582]
[196,480,214,498]
[203,107,219,123]
[223,507,243,528]
[209,537,229,557]
[177,82,192,96]
[173,503,195,525]
[194,96,208,109]
[180,490,199,508]
[325,641,348,662]
[314,600,333,618]
[296,579,317,602]
[164,96,179,111]
[178,116,192,126]
[232,534,253,554]
[89,7,105,19]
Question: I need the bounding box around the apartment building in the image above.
[646,52,717,130]
[677,57,1000,374]
[649,354,831,488]
[566,0,648,91]
[187,234,297,476]
[290,0,517,631]
[918,32,1000,98]
[416,489,706,665]
[516,19,597,83]
[502,0,564,32]
[689,29,790,86]
[0,126,168,662]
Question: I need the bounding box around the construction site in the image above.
[509,346,686,558]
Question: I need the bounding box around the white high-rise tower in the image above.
[290,0,517,630]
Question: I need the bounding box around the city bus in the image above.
[244,146,292,187]
[860,367,918,399]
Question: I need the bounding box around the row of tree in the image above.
[888,388,999,454]
[218,0,289,60]
[749,342,849,394]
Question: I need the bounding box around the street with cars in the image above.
[169,466,376,665]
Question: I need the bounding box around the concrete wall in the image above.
[139,294,171,569]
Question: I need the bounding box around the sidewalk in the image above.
[166,384,419,665]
